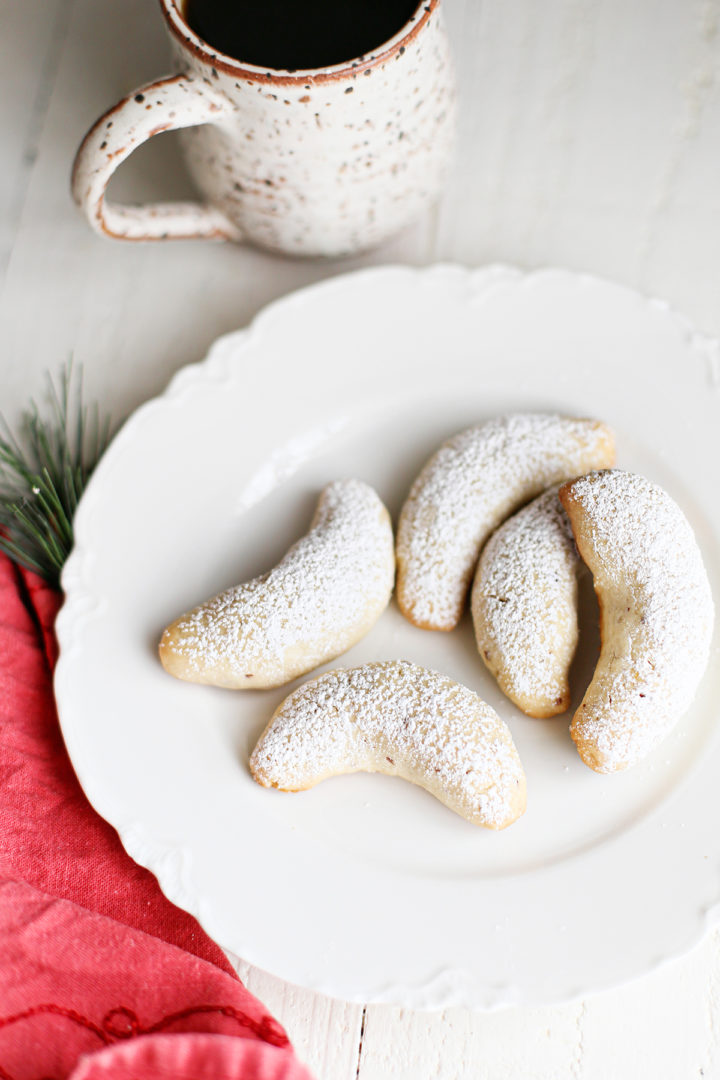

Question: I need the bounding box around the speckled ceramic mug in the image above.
[71,0,455,257]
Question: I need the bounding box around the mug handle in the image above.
[71,73,242,241]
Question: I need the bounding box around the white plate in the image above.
[55,265,720,1010]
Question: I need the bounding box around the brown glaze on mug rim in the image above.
[161,0,439,85]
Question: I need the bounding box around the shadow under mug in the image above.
[71,0,455,258]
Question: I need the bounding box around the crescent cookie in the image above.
[471,486,581,718]
[395,413,615,631]
[249,660,527,829]
[159,479,395,689]
[559,470,714,773]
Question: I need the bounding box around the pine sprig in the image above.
[0,364,113,587]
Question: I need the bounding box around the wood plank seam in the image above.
[0,0,76,288]
[354,1005,367,1078]
[571,1001,586,1079]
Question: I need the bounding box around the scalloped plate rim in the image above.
[55,262,720,1010]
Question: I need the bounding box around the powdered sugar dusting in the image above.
[472,486,580,717]
[562,469,714,772]
[249,660,527,830]
[396,414,615,630]
[160,479,395,688]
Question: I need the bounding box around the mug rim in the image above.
[160,0,439,85]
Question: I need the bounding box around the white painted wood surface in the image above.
[2,0,719,1075]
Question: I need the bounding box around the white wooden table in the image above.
[3,0,720,1075]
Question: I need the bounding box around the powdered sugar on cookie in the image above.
[472,486,580,717]
[560,469,714,773]
[249,660,527,829]
[396,414,615,631]
[159,479,395,689]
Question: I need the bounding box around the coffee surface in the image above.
[184,0,420,71]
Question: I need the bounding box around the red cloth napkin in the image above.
[0,553,314,1080]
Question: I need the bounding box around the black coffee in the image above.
[184,0,420,71]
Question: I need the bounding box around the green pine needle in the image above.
[0,363,113,587]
